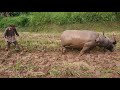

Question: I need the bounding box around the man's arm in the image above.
[3,28,8,38]
[14,28,19,36]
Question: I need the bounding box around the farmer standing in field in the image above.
[3,25,20,51]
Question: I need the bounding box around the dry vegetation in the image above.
[0,30,120,78]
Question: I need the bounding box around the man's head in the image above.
[8,25,16,30]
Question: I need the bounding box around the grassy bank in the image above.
[1,21,120,32]
[0,12,119,29]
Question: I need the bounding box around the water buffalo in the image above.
[60,30,117,55]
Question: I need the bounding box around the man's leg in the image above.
[13,41,20,50]
[6,41,11,51]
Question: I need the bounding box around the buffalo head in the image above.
[95,32,117,52]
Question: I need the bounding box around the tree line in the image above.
[0,12,29,17]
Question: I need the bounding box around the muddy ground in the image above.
[0,49,120,78]
[0,31,120,78]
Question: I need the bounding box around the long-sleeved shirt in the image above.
[3,27,19,42]
[4,27,19,37]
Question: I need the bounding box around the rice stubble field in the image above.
[0,28,120,78]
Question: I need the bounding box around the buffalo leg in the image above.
[79,46,90,56]
[86,48,92,53]
[103,47,106,52]
[79,42,94,56]
[61,46,66,54]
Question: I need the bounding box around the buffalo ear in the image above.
[103,31,107,38]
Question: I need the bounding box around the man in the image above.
[3,25,20,51]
